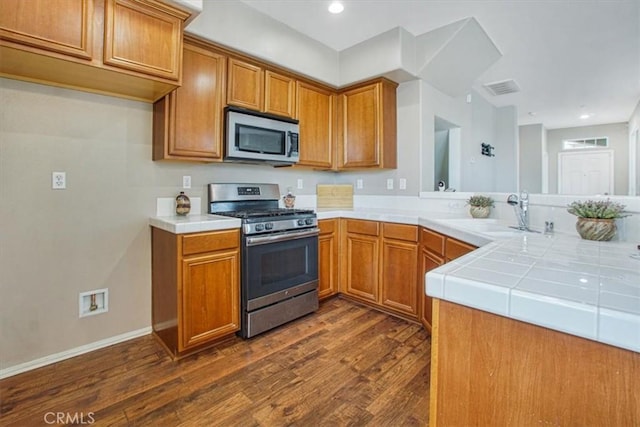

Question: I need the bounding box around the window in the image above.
[563,137,608,150]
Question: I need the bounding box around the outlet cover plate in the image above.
[52,172,66,189]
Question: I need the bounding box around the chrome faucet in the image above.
[507,191,531,231]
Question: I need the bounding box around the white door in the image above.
[558,150,613,195]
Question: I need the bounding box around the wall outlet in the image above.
[182,175,191,189]
[79,288,109,318]
[399,178,407,190]
[386,178,394,190]
[356,179,363,189]
[52,172,66,189]
[297,178,303,189]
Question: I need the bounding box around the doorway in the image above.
[434,116,460,191]
[558,149,614,195]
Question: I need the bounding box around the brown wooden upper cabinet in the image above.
[0,0,190,102]
[153,38,227,162]
[103,0,184,81]
[227,58,296,119]
[338,78,398,169]
[296,81,336,169]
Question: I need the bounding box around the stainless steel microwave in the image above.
[224,107,300,166]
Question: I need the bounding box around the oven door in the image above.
[243,228,318,310]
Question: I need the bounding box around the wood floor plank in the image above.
[0,298,431,426]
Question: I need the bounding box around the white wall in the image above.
[493,106,518,193]
[185,0,339,85]
[467,92,496,192]
[419,82,472,192]
[629,100,640,195]
[519,124,544,193]
[420,87,518,194]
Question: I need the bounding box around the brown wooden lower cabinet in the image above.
[151,227,240,358]
[419,227,476,331]
[318,219,339,300]
[341,219,419,320]
[429,299,640,426]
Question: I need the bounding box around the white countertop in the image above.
[150,208,640,353]
[149,214,241,234]
[427,234,640,353]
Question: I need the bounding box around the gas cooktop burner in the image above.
[216,208,315,219]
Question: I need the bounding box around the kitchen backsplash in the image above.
[154,192,640,242]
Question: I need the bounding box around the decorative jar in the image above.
[283,192,296,209]
[176,191,191,216]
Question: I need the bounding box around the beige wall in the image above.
[0,77,421,371]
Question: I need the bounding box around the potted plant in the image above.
[567,199,631,241]
[466,195,494,218]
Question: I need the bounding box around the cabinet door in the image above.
[341,82,379,168]
[344,232,379,302]
[421,248,445,331]
[153,42,226,161]
[381,238,418,316]
[445,238,476,261]
[264,70,296,118]
[339,79,397,169]
[103,0,184,81]
[296,81,335,169]
[0,0,93,59]
[181,250,239,350]
[318,219,339,300]
[227,58,263,111]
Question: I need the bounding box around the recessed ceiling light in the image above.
[328,1,344,14]
[579,113,591,119]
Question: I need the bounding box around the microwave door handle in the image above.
[287,132,299,158]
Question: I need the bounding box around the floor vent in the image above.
[483,79,520,96]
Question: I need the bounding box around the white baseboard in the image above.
[0,327,152,380]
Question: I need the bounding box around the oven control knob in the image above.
[297,219,305,226]
[255,224,265,232]
[305,218,314,225]
[265,222,274,230]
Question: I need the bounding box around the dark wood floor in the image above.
[0,298,431,426]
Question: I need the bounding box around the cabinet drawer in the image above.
[182,229,239,256]
[383,223,417,242]
[319,218,337,234]
[445,238,476,260]
[345,219,379,236]
[420,227,445,257]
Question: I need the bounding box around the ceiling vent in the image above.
[483,79,520,96]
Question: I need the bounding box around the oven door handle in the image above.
[245,227,320,247]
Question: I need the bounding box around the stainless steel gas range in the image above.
[208,183,319,338]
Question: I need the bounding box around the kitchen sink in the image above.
[431,218,529,238]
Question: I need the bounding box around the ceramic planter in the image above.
[469,206,491,218]
[575,217,616,241]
